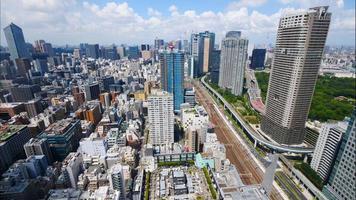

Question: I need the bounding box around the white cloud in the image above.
[228,0,267,9]
[336,0,344,8]
[0,0,354,46]
[148,8,161,17]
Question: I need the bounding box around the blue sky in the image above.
[1,0,355,47]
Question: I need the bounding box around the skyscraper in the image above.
[210,49,221,84]
[190,33,201,78]
[190,31,215,77]
[85,44,99,59]
[310,120,347,181]
[128,46,140,59]
[199,31,215,73]
[148,91,174,145]
[323,110,355,200]
[3,23,30,61]
[218,31,248,96]
[250,49,266,70]
[160,49,184,111]
[261,7,331,145]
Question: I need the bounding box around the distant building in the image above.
[24,99,43,118]
[34,58,49,75]
[200,31,215,73]
[100,45,118,60]
[148,91,174,145]
[160,49,184,111]
[261,7,331,145]
[311,120,348,181]
[85,44,99,59]
[140,44,150,51]
[250,49,266,70]
[84,82,100,101]
[24,138,54,164]
[37,119,82,160]
[117,46,126,59]
[15,58,31,79]
[0,125,31,173]
[210,49,221,84]
[128,46,140,59]
[100,76,115,92]
[190,33,201,78]
[10,84,41,102]
[218,31,248,96]
[323,110,356,200]
[3,23,30,61]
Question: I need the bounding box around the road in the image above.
[200,76,314,154]
[193,80,283,200]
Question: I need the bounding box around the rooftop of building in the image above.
[0,125,26,143]
[216,166,268,200]
[47,188,82,200]
[0,102,24,108]
[43,118,78,136]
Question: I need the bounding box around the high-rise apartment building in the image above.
[3,23,30,61]
[260,7,331,145]
[148,91,174,145]
[310,120,347,181]
[323,110,355,200]
[160,49,184,111]
[218,31,248,96]
[250,49,266,70]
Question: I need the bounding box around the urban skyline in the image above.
[0,0,355,47]
[0,1,355,200]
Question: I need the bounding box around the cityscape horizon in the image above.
[0,1,355,200]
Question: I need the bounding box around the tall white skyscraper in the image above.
[218,31,248,96]
[261,7,331,145]
[148,91,174,145]
[311,120,347,181]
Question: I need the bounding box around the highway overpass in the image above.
[200,76,314,154]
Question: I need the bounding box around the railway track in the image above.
[193,80,283,200]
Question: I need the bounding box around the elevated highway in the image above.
[200,76,314,154]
